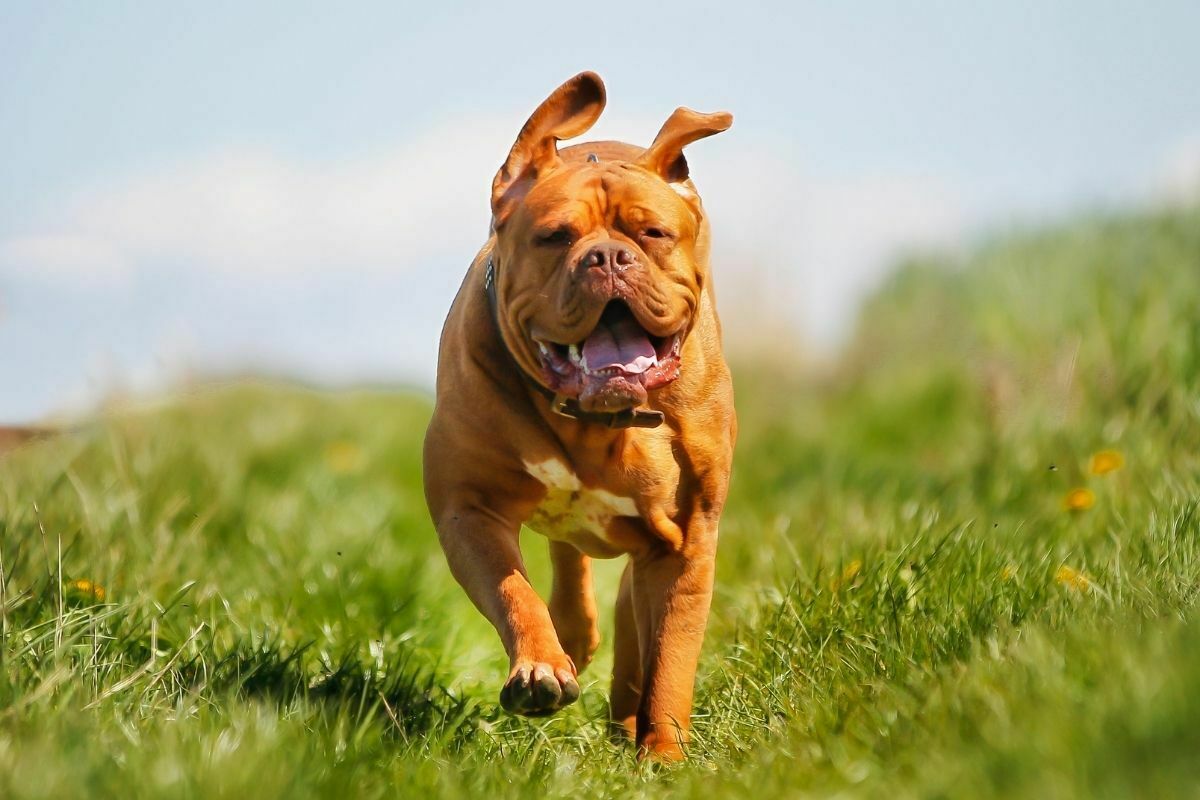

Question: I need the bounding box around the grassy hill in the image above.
[1,205,1197,798]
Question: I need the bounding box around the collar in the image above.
[484,256,665,430]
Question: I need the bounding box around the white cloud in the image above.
[1,118,524,284]
[0,234,132,284]
[697,148,965,347]
[69,133,502,277]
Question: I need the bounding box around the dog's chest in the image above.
[523,458,638,547]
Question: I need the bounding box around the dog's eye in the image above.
[641,227,671,240]
[535,227,573,247]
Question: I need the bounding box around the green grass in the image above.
[1,204,1198,798]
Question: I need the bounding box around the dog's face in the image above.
[497,155,701,413]
[490,72,731,413]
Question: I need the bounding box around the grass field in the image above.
[1,204,1198,798]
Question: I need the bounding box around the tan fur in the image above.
[423,72,734,761]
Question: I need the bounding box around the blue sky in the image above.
[3,1,1199,422]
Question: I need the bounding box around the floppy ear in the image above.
[637,107,733,183]
[491,71,606,224]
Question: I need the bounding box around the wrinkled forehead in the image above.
[514,162,695,231]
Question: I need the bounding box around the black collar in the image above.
[484,256,665,429]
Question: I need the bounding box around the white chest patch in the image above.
[523,458,638,540]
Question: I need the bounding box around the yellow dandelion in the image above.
[999,565,1018,581]
[324,440,364,474]
[1063,487,1095,512]
[1089,450,1124,476]
[1054,565,1091,592]
[66,579,106,602]
[830,559,862,593]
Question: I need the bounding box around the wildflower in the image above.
[830,559,862,593]
[324,440,364,474]
[1000,564,1018,581]
[1054,565,1091,592]
[1089,450,1124,476]
[65,579,106,602]
[1063,488,1095,512]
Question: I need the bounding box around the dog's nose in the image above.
[580,243,637,273]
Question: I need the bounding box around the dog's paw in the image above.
[499,662,580,716]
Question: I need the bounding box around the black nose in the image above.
[580,243,636,272]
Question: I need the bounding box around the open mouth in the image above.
[534,301,683,412]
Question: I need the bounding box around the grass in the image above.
[1,203,1198,798]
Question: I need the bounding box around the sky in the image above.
[2,1,1199,423]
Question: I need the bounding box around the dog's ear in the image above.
[491,71,606,224]
[637,107,732,184]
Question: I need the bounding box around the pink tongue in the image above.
[582,314,657,373]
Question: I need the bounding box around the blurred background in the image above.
[2,1,1199,423]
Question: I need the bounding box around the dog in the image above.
[423,71,735,761]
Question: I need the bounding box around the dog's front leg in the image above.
[631,524,718,761]
[436,509,580,716]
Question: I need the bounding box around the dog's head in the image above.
[489,71,731,414]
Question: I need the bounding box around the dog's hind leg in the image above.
[548,540,601,672]
[609,558,642,738]
[630,530,718,761]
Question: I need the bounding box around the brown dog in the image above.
[423,71,735,761]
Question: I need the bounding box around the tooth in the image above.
[568,344,582,364]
